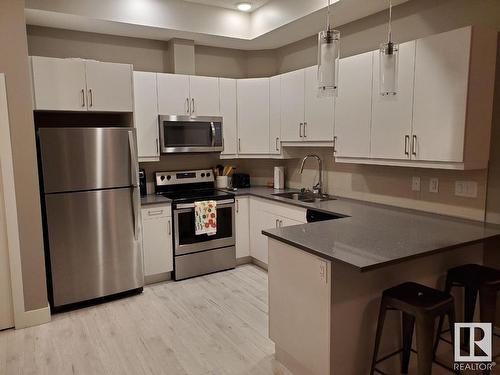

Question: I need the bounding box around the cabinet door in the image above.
[269,75,282,154]
[85,61,133,112]
[157,73,190,116]
[31,56,87,111]
[412,27,470,162]
[304,66,334,142]
[334,52,373,158]
[371,41,416,160]
[133,72,159,161]
[220,78,238,155]
[237,78,270,154]
[235,197,250,258]
[280,69,305,141]
[141,207,173,276]
[189,76,220,116]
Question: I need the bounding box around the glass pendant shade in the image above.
[317,29,340,96]
[379,41,399,96]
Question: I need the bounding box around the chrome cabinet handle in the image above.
[303,122,307,138]
[238,138,241,152]
[81,89,85,107]
[275,219,279,228]
[404,135,410,156]
[412,135,417,156]
[236,199,239,213]
[191,98,195,115]
[279,220,283,227]
[333,136,338,153]
[156,138,159,155]
[88,89,93,107]
[186,98,190,114]
[168,219,171,235]
[299,123,304,138]
[275,137,279,151]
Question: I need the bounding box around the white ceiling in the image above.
[182,0,270,12]
[25,0,411,50]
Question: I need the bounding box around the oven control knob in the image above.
[160,175,165,181]
[166,175,171,180]
[201,173,205,177]
[207,172,211,177]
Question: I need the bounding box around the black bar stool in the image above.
[434,264,500,354]
[370,282,456,375]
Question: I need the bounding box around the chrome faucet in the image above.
[299,154,325,196]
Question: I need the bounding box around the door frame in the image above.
[0,73,50,329]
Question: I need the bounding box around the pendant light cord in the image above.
[327,0,331,30]
[388,0,392,43]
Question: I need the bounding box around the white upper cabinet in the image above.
[334,51,373,158]
[237,78,270,154]
[157,73,190,116]
[304,65,334,142]
[133,71,159,162]
[31,57,87,111]
[189,76,220,116]
[371,41,416,160]
[85,61,134,112]
[280,69,305,142]
[269,75,282,154]
[412,27,469,163]
[220,78,238,156]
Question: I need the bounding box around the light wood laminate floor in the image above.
[0,265,292,375]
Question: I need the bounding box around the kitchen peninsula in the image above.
[262,196,500,375]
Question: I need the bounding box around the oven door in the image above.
[159,115,223,153]
[174,199,235,255]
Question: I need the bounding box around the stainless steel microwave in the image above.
[159,115,223,153]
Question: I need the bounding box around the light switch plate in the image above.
[412,176,421,192]
[429,178,439,193]
[455,181,478,198]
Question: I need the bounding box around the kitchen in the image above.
[1,0,500,374]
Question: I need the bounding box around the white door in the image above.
[85,61,133,112]
[269,75,281,154]
[412,27,470,162]
[237,78,270,154]
[30,56,87,111]
[189,76,220,116]
[219,78,238,155]
[334,52,373,158]
[235,197,250,258]
[157,73,191,115]
[280,69,305,142]
[141,207,173,277]
[0,74,14,330]
[371,41,416,160]
[133,72,159,162]
[304,66,334,142]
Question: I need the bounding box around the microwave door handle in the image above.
[128,130,140,240]
[210,122,216,147]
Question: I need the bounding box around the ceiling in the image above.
[25,0,411,50]
[182,0,270,12]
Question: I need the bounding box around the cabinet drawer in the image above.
[141,205,171,219]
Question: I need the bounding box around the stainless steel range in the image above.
[155,169,236,280]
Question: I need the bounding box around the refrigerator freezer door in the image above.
[45,187,143,307]
[38,127,138,193]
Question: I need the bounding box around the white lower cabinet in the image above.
[249,198,306,265]
[141,204,173,281]
[235,197,250,259]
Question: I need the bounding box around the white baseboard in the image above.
[15,304,51,329]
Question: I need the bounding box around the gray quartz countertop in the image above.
[228,187,500,271]
[140,194,172,206]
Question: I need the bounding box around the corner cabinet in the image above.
[30,56,133,112]
[335,26,498,170]
[133,71,160,162]
[141,204,173,283]
[220,78,238,157]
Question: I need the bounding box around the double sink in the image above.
[272,191,336,203]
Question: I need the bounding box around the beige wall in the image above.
[0,1,47,310]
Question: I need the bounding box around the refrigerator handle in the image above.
[128,131,140,240]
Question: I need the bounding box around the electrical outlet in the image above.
[455,181,478,198]
[429,178,439,193]
[411,176,421,192]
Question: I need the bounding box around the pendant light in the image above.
[317,0,340,96]
[379,0,398,96]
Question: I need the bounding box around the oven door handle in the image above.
[175,199,235,210]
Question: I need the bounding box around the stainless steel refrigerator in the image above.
[38,127,143,308]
